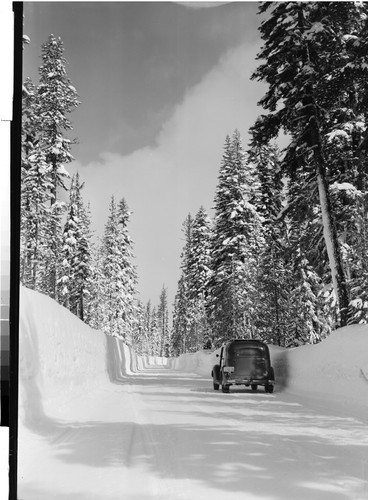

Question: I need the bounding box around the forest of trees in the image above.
[21,3,368,356]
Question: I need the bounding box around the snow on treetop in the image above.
[326,129,349,142]
[330,182,359,195]
[57,164,71,177]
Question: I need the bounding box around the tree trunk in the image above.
[315,160,349,326]
[306,93,350,327]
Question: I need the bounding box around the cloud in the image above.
[176,2,230,9]
[69,41,265,305]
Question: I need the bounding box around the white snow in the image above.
[326,129,349,142]
[304,22,325,36]
[18,286,368,499]
[331,182,359,194]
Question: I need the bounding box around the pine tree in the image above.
[132,301,146,354]
[286,254,331,346]
[100,197,138,341]
[85,242,105,330]
[20,77,52,289]
[248,141,334,345]
[21,35,80,301]
[141,300,158,355]
[37,34,80,299]
[207,131,263,344]
[172,210,211,355]
[171,274,190,356]
[171,214,193,354]
[157,286,170,357]
[247,142,292,345]
[251,2,368,326]
[187,207,212,349]
[148,306,161,356]
[59,174,92,320]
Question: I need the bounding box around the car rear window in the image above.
[234,347,266,357]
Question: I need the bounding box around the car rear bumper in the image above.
[225,378,275,386]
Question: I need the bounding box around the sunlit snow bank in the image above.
[169,349,218,376]
[19,286,109,428]
[18,286,168,428]
[171,328,368,413]
[270,327,368,413]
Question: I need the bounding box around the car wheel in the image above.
[251,384,258,391]
[213,382,219,390]
[221,384,230,393]
[265,384,274,393]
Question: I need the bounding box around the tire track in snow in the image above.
[126,377,191,500]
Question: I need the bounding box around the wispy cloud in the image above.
[176,2,230,9]
[70,41,264,304]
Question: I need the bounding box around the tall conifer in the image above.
[37,34,80,299]
[251,2,368,326]
[207,131,263,343]
[100,197,138,340]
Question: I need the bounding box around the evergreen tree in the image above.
[132,301,146,355]
[38,35,79,299]
[21,35,79,301]
[20,77,52,289]
[247,142,292,345]
[207,131,263,344]
[171,210,211,355]
[249,141,334,345]
[59,174,92,320]
[187,207,212,349]
[148,306,161,356]
[286,254,331,346]
[171,215,193,354]
[171,274,190,356]
[251,2,368,326]
[141,300,160,355]
[100,197,138,341]
[85,242,105,330]
[157,286,170,356]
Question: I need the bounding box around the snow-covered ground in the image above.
[17,286,368,499]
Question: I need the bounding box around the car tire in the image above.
[251,384,258,391]
[213,382,219,390]
[265,384,274,393]
[221,384,230,393]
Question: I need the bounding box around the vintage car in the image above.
[211,339,275,393]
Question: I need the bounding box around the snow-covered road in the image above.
[111,366,368,500]
[20,363,368,500]
[17,287,368,499]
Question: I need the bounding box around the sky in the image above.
[22,1,268,310]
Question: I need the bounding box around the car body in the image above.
[211,339,275,393]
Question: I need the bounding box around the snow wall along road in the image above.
[18,286,172,431]
[19,285,368,430]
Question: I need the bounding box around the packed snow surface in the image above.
[18,286,368,499]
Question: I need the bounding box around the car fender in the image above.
[212,364,221,383]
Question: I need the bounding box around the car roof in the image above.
[224,339,268,351]
[226,339,266,346]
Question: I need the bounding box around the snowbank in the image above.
[19,286,109,428]
[18,286,169,428]
[270,326,368,413]
[169,349,218,376]
[171,328,368,413]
